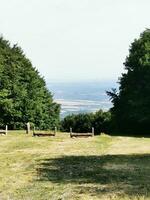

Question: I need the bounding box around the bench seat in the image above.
[0,130,7,135]
[33,132,55,137]
[70,132,93,138]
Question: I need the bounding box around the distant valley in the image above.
[47,81,118,118]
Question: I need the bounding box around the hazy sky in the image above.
[0,0,150,82]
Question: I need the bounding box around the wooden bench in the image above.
[33,132,56,137]
[0,125,8,135]
[70,127,94,138]
[33,127,57,137]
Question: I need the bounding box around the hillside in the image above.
[0,132,150,200]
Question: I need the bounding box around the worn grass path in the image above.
[0,132,150,200]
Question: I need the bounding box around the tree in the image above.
[61,110,111,134]
[61,113,94,133]
[0,36,60,129]
[93,110,111,134]
[107,29,150,134]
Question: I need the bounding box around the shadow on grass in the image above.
[37,154,150,198]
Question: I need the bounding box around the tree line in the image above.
[62,29,150,136]
[61,110,111,134]
[107,29,150,135]
[0,29,150,135]
[0,37,60,130]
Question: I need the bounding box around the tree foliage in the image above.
[61,110,111,134]
[107,29,150,134]
[0,37,60,129]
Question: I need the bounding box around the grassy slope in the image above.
[0,132,150,200]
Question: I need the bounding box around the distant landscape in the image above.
[0,1,150,200]
[48,80,117,118]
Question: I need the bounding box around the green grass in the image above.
[0,131,150,200]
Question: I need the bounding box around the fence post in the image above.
[26,122,30,134]
[54,127,57,135]
[92,127,94,136]
[70,127,72,137]
[5,125,8,135]
[70,127,72,133]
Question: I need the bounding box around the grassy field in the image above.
[0,131,150,200]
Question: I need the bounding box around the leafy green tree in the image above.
[61,113,94,133]
[0,37,60,129]
[61,110,111,134]
[107,29,150,134]
[93,110,111,134]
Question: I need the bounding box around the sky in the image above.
[0,0,150,82]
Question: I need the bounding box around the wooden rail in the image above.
[33,132,56,137]
[0,125,8,135]
[33,127,57,137]
[70,127,94,138]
